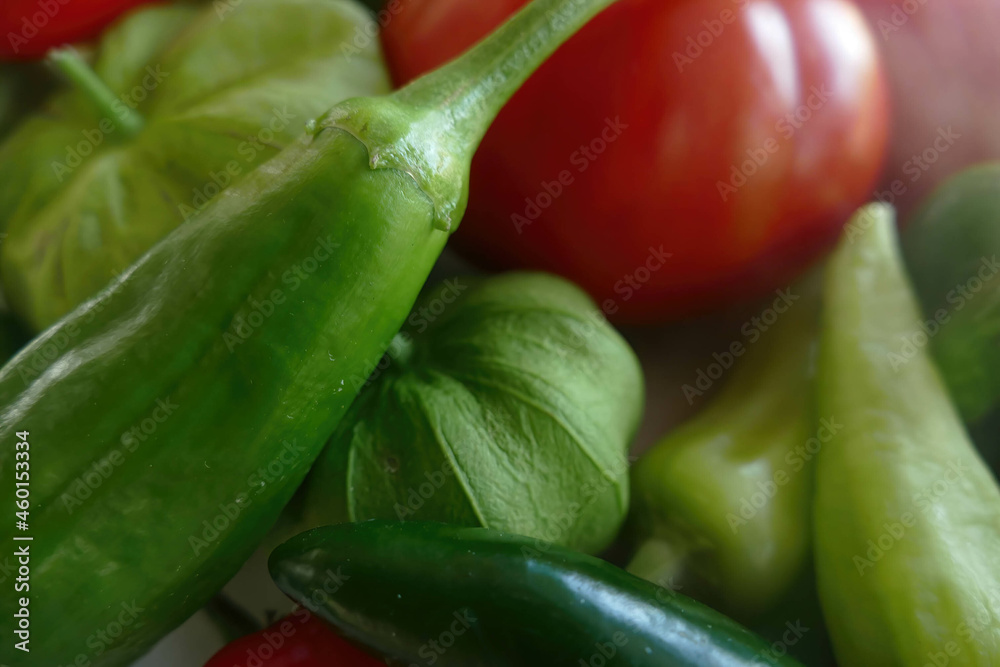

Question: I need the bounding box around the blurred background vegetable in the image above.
[902,163,1000,473]
[0,0,390,331]
[381,0,889,323]
[291,272,644,555]
[0,0,153,59]
[854,0,1000,218]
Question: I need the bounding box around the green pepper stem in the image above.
[48,47,145,139]
[393,0,617,148]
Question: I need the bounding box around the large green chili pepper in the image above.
[269,521,804,666]
[901,163,1000,470]
[815,203,1000,665]
[628,280,818,619]
[0,0,616,664]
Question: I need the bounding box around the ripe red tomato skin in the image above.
[1,0,153,60]
[383,0,889,323]
[203,611,381,667]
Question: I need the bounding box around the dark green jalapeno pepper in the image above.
[0,0,616,664]
[269,521,804,667]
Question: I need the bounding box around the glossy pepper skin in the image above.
[269,521,804,667]
[628,280,818,619]
[815,203,1000,665]
[0,0,617,664]
[204,609,382,667]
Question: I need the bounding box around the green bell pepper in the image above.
[0,0,615,664]
[628,280,818,618]
[269,521,804,666]
[292,272,644,555]
[815,203,1000,665]
[0,0,390,331]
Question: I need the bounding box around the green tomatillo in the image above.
[292,272,644,555]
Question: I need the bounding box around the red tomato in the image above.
[203,610,381,667]
[1,0,153,60]
[383,0,889,322]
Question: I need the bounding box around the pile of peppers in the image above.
[0,0,998,665]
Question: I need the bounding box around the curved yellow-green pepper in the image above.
[815,203,1000,665]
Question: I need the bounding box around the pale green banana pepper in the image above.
[815,203,1000,665]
